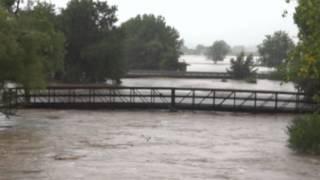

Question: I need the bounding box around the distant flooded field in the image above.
[0,110,320,180]
[179,55,273,73]
[122,78,295,92]
[122,55,296,92]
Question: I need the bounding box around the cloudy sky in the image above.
[48,0,298,48]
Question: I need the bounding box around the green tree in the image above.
[286,0,320,99]
[285,0,320,155]
[0,7,21,87]
[227,52,257,80]
[0,1,64,89]
[258,31,295,67]
[60,0,125,83]
[121,14,183,71]
[206,40,230,64]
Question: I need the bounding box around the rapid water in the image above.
[0,55,315,180]
[0,110,319,180]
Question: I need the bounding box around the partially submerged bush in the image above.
[245,77,257,84]
[288,114,320,155]
[227,52,257,80]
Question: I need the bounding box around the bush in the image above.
[245,77,257,84]
[269,69,284,81]
[227,52,257,80]
[288,114,320,154]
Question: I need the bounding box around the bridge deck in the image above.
[3,86,317,113]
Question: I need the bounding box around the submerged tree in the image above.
[59,0,125,83]
[206,40,230,64]
[121,14,183,71]
[258,31,295,67]
[227,52,257,80]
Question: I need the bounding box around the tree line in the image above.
[0,0,184,89]
[0,0,319,99]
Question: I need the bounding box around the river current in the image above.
[0,55,319,180]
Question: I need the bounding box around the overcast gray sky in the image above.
[48,0,298,48]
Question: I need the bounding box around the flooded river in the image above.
[1,110,320,180]
[0,55,318,179]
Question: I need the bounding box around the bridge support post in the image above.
[254,92,257,112]
[212,90,216,109]
[192,90,195,110]
[171,88,176,108]
[14,88,18,107]
[233,91,236,110]
[275,93,278,111]
[296,93,300,112]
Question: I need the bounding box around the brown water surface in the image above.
[0,110,319,180]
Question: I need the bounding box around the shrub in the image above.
[288,114,320,155]
[269,69,284,81]
[227,52,257,80]
[245,77,257,84]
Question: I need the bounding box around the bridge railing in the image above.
[9,86,317,113]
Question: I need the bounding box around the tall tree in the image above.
[121,14,183,71]
[206,40,230,64]
[286,0,320,99]
[0,1,64,89]
[258,31,295,67]
[60,0,125,83]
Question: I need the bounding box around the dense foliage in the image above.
[288,114,320,154]
[227,52,257,80]
[286,0,320,99]
[206,40,230,63]
[59,0,125,83]
[286,0,320,155]
[121,14,184,71]
[1,0,188,90]
[258,31,295,67]
[0,1,64,89]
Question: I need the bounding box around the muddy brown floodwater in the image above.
[0,110,320,180]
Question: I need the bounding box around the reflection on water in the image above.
[0,110,320,180]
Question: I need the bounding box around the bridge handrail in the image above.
[8,86,317,113]
[15,86,303,96]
